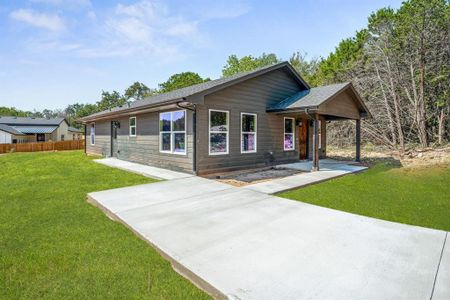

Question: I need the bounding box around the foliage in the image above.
[222,53,281,77]
[289,52,321,87]
[279,163,450,231]
[158,72,210,93]
[124,81,156,101]
[0,107,31,117]
[0,151,210,299]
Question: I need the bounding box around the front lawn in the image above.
[0,151,210,299]
[279,163,450,231]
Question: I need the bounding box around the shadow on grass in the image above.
[328,154,402,170]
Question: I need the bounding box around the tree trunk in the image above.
[438,108,445,145]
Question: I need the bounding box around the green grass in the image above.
[279,163,450,231]
[0,151,210,299]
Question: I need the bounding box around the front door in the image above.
[298,119,308,160]
[111,121,119,157]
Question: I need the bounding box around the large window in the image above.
[284,117,295,151]
[90,123,95,145]
[209,109,229,155]
[159,110,186,154]
[241,113,257,153]
[129,117,136,136]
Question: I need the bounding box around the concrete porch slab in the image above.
[433,233,450,300]
[243,160,367,194]
[94,157,193,180]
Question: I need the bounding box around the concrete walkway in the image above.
[243,160,367,194]
[88,167,449,299]
[94,158,193,180]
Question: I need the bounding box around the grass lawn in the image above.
[0,151,210,299]
[279,163,450,231]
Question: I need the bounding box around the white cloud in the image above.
[10,9,66,32]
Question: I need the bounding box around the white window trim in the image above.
[283,117,295,151]
[209,109,229,155]
[240,112,257,154]
[90,122,95,145]
[159,110,187,155]
[129,116,137,137]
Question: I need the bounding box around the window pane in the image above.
[173,111,185,131]
[210,133,227,153]
[129,117,136,126]
[284,118,293,133]
[284,134,294,150]
[131,127,136,136]
[210,111,227,131]
[242,114,255,132]
[161,133,171,151]
[174,133,185,153]
[242,133,256,152]
[160,113,171,131]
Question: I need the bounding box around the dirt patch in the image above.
[207,167,304,187]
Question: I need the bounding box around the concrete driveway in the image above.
[88,175,449,300]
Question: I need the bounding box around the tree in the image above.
[222,53,281,77]
[289,52,321,87]
[96,91,126,111]
[0,107,31,117]
[158,72,210,93]
[124,82,156,101]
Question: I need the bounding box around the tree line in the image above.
[1,0,447,150]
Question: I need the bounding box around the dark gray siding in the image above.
[196,68,305,174]
[86,120,110,156]
[86,110,194,173]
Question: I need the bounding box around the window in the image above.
[241,113,257,153]
[90,123,95,145]
[209,109,229,155]
[61,134,65,141]
[159,110,186,154]
[318,120,322,149]
[284,117,295,151]
[73,134,75,141]
[129,117,137,136]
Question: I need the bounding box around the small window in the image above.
[318,120,322,149]
[61,134,65,141]
[129,117,136,136]
[209,109,229,155]
[284,117,295,151]
[90,123,95,145]
[159,110,186,154]
[241,113,257,153]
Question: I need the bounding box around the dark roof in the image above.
[81,61,309,121]
[268,83,350,111]
[0,124,25,135]
[0,116,65,126]
[68,126,82,133]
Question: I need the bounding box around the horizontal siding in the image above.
[87,111,194,173]
[196,68,304,174]
[86,120,110,156]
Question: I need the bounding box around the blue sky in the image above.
[0,0,403,111]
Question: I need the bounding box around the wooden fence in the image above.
[0,140,85,154]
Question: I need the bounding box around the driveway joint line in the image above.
[430,231,448,300]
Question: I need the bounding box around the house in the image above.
[0,116,83,144]
[80,62,370,174]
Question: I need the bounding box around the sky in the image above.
[0,0,403,111]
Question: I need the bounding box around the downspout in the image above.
[84,124,87,155]
[177,99,197,175]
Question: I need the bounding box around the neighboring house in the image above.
[0,116,82,144]
[80,62,370,174]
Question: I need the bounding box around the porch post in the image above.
[312,114,320,171]
[355,119,361,162]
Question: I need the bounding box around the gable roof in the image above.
[0,124,26,135]
[0,116,65,126]
[267,82,371,117]
[81,62,309,122]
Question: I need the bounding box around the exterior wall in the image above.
[318,90,361,119]
[196,68,305,174]
[86,120,111,156]
[55,121,70,141]
[0,130,12,144]
[86,111,194,173]
[68,131,83,140]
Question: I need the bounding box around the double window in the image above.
[241,113,257,153]
[90,123,95,145]
[159,110,186,155]
[209,109,229,155]
[129,117,137,136]
[284,117,295,151]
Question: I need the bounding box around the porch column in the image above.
[355,119,361,162]
[312,114,320,171]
